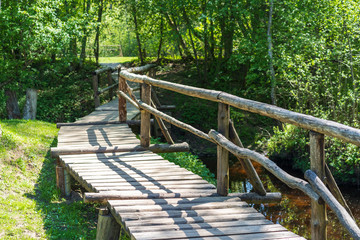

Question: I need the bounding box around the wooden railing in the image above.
[117,64,360,240]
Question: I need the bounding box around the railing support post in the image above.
[118,69,127,122]
[92,74,100,108]
[140,83,151,147]
[310,131,327,240]
[217,103,229,196]
[107,69,113,100]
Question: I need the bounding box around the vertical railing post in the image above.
[310,131,327,240]
[92,73,100,108]
[118,69,127,122]
[107,69,113,100]
[140,83,151,147]
[217,103,230,196]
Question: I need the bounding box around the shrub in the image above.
[265,124,360,185]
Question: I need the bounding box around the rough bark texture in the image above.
[217,103,229,196]
[229,121,266,196]
[305,170,360,240]
[208,129,320,203]
[118,90,212,143]
[23,88,37,120]
[140,83,151,147]
[120,70,360,146]
[118,74,127,122]
[51,143,190,157]
[92,75,100,108]
[5,89,21,119]
[96,208,121,240]
[310,132,327,240]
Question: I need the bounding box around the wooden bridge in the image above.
[51,64,360,240]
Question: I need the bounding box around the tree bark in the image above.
[132,5,144,65]
[80,0,91,62]
[164,13,192,59]
[267,0,277,106]
[5,89,21,119]
[157,17,164,61]
[23,88,37,120]
[94,0,103,64]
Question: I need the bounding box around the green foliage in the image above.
[265,124,360,184]
[151,138,216,185]
[0,120,97,239]
[265,124,310,171]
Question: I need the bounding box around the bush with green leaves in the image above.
[265,124,360,185]
[151,138,216,185]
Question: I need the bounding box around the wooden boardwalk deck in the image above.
[55,97,306,240]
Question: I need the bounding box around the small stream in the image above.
[202,158,360,239]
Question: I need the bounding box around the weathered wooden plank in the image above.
[94,184,216,192]
[81,174,204,182]
[74,167,194,176]
[128,219,272,233]
[108,196,242,207]
[85,179,209,186]
[131,224,288,240]
[86,191,230,203]
[69,163,176,172]
[119,207,257,221]
[58,136,137,142]
[186,231,306,240]
[71,163,180,172]
[123,212,266,227]
[52,143,189,157]
[114,201,248,213]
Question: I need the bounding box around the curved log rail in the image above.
[117,64,360,240]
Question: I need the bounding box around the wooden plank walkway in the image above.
[55,97,306,240]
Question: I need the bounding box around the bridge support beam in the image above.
[96,207,120,240]
[310,131,327,240]
[56,160,71,197]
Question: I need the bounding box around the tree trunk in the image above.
[202,0,208,84]
[23,88,38,120]
[189,29,201,81]
[164,13,192,59]
[5,90,21,119]
[132,5,144,65]
[94,0,103,64]
[80,0,91,62]
[157,18,164,61]
[267,0,277,106]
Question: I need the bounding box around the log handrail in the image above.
[208,129,321,203]
[120,70,360,146]
[116,65,360,240]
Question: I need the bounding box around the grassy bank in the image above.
[0,120,97,239]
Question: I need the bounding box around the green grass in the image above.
[98,57,138,63]
[0,120,98,239]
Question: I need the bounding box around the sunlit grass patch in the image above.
[0,120,97,239]
[98,56,138,63]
